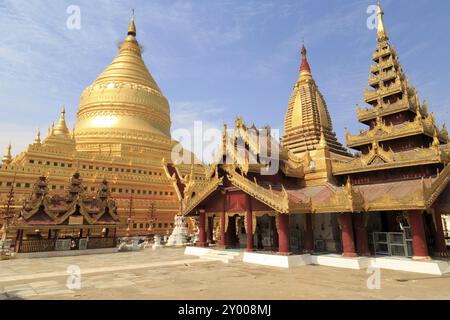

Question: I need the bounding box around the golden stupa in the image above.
[0,15,203,237]
[75,16,172,156]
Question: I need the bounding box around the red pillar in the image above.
[303,213,314,254]
[433,205,448,257]
[246,211,254,252]
[197,210,207,247]
[219,211,227,248]
[245,195,254,252]
[407,211,430,260]
[206,217,214,245]
[354,213,370,256]
[338,213,357,257]
[277,214,290,255]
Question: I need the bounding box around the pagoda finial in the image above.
[2,143,12,165]
[34,129,41,145]
[442,122,448,141]
[53,106,70,136]
[422,100,428,114]
[300,44,311,75]
[128,10,137,37]
[377,2,389,42]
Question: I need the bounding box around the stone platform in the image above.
[16,248,118,259]
[185,247,450,275]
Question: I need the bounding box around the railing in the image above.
[20,239,55,253]
[86,237,116,249]
[372,230,413,257]
[19,237,117,253]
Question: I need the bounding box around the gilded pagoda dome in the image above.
[74,16,172,155]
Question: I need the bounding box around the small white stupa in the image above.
[166,215,189,246]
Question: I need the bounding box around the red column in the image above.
[219,211,226,248]
[246,210,254,252]
[354,213,370,256]
[197,210,207,247]
[303,213,314,254]
[277,214,290,255]
[245,195,254,252]
[433,205,448,257]
[407,211,430,260]
[206,217,214,245]
[338,213,357,257]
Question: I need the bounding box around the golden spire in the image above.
[34,129,41,145]
[53,106,70,137]
[128,10,136,37]
[377,2,389,42]
[283,44,348,157]
[300,45,311,75]
[2,143,12,165]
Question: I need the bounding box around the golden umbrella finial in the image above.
[377,1,389,42]
[2,142,12,164]
[34,129,41,144]
[128,9,136,37]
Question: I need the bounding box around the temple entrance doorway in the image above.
[255,215,277,251]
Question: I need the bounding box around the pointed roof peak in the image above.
[34,129,41,145]
[128,10,137,37]
[2,142,12,164]
[377,1,389,42]
[300,44,311,75]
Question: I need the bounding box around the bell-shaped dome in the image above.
[75,16,172,155]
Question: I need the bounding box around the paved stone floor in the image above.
[0,247,449,300]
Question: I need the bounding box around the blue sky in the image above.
[1,0,449,158]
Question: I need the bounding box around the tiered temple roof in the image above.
[16,172,122,228]
[332,4,450,181]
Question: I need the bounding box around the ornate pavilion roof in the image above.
[16,173,122,228]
